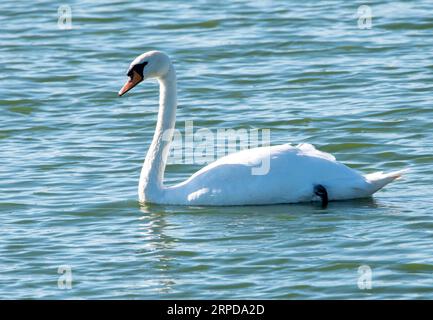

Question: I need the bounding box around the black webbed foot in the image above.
[314,184,328,208]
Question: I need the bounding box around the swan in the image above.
[118,51,404,206]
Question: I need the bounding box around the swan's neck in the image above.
[139,65,177,202]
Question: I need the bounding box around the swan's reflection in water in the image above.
[136,204,178,295]
[134,197,400,298]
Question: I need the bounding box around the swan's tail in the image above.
[365,169,408,194]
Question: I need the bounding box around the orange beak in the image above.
[118,70,143,96]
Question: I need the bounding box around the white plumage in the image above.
[118,51,404,206]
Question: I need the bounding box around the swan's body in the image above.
[119,51,403,206]
[161,144,403,206]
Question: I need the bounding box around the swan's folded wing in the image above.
[296,143,336,162]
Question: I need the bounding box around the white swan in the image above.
[118,51,404,206]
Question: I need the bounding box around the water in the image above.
[1,0,433,299]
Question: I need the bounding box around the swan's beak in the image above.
[118,70,143,96]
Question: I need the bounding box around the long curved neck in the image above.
[139,65,177,202]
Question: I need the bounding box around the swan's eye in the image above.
[127,61,148,78]
[134,61,148,77]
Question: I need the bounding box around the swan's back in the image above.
[164,143,386,205]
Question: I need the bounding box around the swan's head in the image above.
[118,51,171,96]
